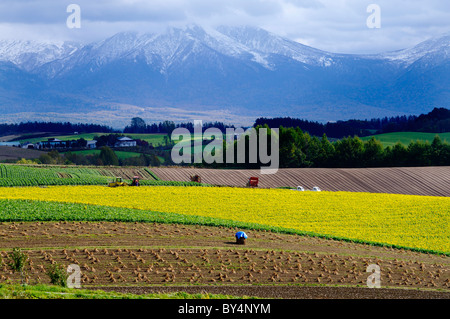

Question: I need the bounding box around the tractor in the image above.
[108,176,140,187]
[190,174,201,183]
[108,177,128,187]
[131,176,140,186]
[247,177,259,187]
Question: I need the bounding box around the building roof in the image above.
[118,137,134,141]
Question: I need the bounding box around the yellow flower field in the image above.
[0,186,448,253]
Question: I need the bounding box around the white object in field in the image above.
[312,186,321,192]
[297,186,305,191]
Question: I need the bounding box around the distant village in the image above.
[0,135,137,150]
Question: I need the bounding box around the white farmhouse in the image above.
[114,137,136,148]
[86,140,97,149]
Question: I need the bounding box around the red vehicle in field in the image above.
[247,177,259,187]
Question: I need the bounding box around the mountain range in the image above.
[0,25,448,128]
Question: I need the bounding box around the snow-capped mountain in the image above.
[0,40,81,72]
[0,25,448,127]
[375,34,450,66]
[216,25,335,67]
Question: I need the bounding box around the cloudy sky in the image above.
[0,0,448,54]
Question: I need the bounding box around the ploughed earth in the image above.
[0,221,449,299]
[150,166,450,197]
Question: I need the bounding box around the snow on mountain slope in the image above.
[48,25,276,76]
[373,34,450,66]
[216,25,335,67]
[0,40,81,72]
[1,26,448,76]
[0,25,341,77]
[0,25,447,126]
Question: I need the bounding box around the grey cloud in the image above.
[284,0,324,9]
[0,1,67,24]
[0,0,448,54]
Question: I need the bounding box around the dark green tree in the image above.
[99,146,119,166]
[430,136,450,165]
[333,136,364,167]
[130,117,147,133]
[406,141,432,166]
[384,143,408,167]
[362,137,385,167]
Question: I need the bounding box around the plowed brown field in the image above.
[0,146,43,161]
[151,166,450,196]
[1,221,449,299]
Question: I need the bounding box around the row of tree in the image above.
[24,127,449,168]
[198,126,450,169]
[124,117,236,135]
[0,121,114,136]
[254,108,450,138]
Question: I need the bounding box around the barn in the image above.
[114,137,136,148]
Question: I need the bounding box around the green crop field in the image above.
[0,164,212,187]
[63,149,165,163]
[0,164,110,186]
[360,132,450,147]
[18,133,99,144]
[66,149,144,160]
[0,164,201,187]
[122,133,167,146]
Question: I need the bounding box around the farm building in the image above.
[114,137,136,148]
[86,140,97,149]
[39,138,66,149]
[21,143,38,149]
[38,138,96,150]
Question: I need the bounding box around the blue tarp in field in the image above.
[235,231,248,239]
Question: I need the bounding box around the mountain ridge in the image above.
[0,25,448,128]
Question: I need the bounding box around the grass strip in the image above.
[0,284,252,299]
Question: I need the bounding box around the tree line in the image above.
[254,108,450,138]
[124,117,236,134]
[0,121,115,136]
[2,108,448,139]
[199,126,450,169]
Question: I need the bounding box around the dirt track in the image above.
[1,222,449,299]
[151,166,450,196]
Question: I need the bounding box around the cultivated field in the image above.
[151,166,450,196]
[64,149,144,160]
[0,146,43,161]
[1,186,448,253]
[0,164,449,299]
[0,164,195,187]
[361,132,450,147]
[0,222,449,299]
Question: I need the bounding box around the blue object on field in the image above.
[235,231,248,239]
